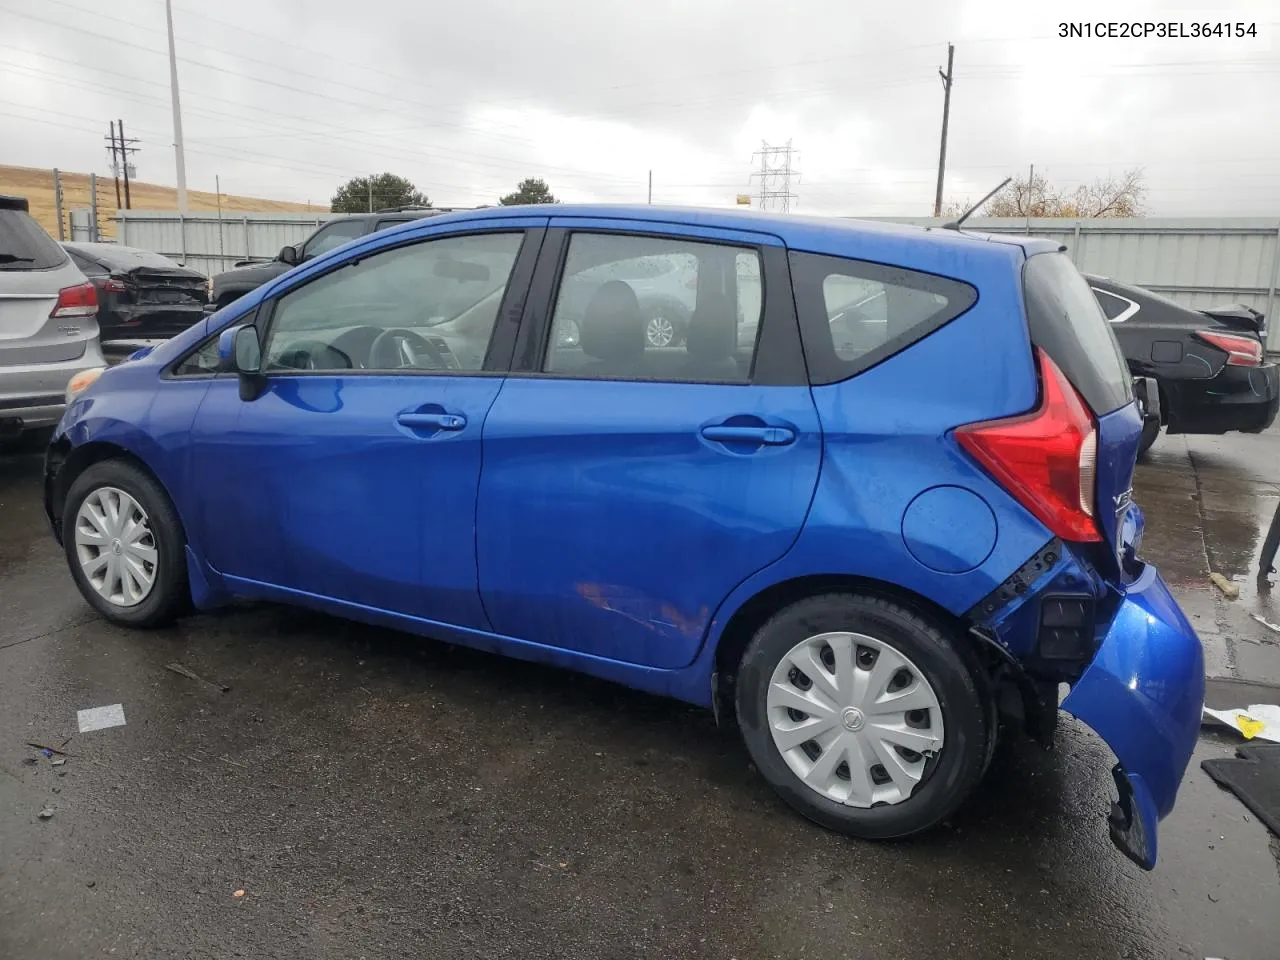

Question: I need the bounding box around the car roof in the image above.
[397,203,1063,260]
[0,194,30,212]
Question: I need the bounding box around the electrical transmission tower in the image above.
[105,119,140,210]
[749,140,799,212]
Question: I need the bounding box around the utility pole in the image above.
[119,119,135,209]
[107,122,122,210]
[750,140,799,213]
[647,169,652,204]
[933,42,955,218]
[164,0,188,213]
[368,176,374,213]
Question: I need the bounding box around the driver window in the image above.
[262,231,524,374]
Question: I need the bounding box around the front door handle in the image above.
[397,412,467,431]
[700,425,796,445]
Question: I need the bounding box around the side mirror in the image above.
[218,325,266,400]
[278,245,300,266]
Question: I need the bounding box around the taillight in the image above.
[1196,330,1262,367]
[955,349,1101,543]
[50,282,98,319]
[101,278,129,294]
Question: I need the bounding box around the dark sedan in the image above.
[62,242,208,342]
[1088,274,1278,454]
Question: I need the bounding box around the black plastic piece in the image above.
[966,539,1062,620]
[1036,594,1096,660]
[1108,764,1154,870]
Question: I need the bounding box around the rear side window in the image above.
[1024,253,1132,415]
[790,251,977,384]
[0,209,67,271]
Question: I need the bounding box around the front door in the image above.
[476,221,822,669]
[188,221,544,628]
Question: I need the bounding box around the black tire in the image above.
[63,459,189,628]
[734,593,991,839]
[1137,417,1160,459]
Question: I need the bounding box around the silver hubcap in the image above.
[74,486,158,607]
[646,315,675,347]
[766,631,945,808]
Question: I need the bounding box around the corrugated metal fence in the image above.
[878,217,1280,350]
[115,211,338,277]
[115,212,1280,350]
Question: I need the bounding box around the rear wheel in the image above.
[63,459,189,627]
[735,593,990,839]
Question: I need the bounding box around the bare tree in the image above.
[941,168,1145,219]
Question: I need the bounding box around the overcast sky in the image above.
[2,0,1277,215]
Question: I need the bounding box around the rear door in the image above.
[0,204,94,366]
[1025,253,1140,567]
[475,219,821,670]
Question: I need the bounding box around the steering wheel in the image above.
[368,328,454,371]
[272,339,353,370]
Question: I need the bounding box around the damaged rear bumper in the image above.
[1061,562,1205,869]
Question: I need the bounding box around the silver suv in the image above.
[1,195,105,439]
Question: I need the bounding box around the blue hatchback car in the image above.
[45,206,1204,868]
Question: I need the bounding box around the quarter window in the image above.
[790,252,978,384]
[262,232,524,373]
[543,233,763,383]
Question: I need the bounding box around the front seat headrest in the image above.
[579,280,645,363]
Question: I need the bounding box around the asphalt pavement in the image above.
[2,425,1278,960]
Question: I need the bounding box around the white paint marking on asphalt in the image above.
[77,703,126,733]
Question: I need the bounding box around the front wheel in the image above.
[63,459,190,627]
[734,593,991,839]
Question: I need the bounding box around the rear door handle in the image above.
[397,412,467,430]
[700,425,796,445]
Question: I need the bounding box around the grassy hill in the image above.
[1,164,328,241]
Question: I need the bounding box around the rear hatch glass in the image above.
[1024,252,1140,567]
[0,209,67,271]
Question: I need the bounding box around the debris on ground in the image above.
[51,758,65,767]
[164,662,231,693]
[37,807,54,819]
[1209,572,1239,599]
[1249,614,1280,634]
[233,889,245,898]
[1202,703,1280,742]
[76,704,126,733]
[25,739,72,756]
[1201,743,1280,839]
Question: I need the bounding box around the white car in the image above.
[0,195,106,439]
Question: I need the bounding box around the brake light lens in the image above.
[1196,330,1262,367]
[101,277,129,294]
[955,349,1102,543]
[50,282,98,319]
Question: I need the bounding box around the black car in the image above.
[207,208,462,309]
[62,242,208,342]
[1088,274,1278,454]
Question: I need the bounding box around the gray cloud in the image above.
[2,0,1278,214]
